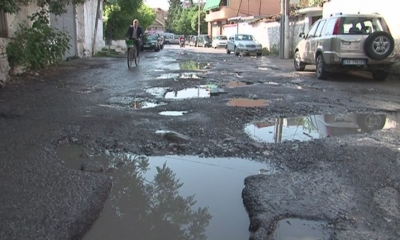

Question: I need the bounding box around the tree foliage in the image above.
[103,0,156,40]
[0,0,85,15]
[166,5,207,35]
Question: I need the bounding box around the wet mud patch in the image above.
[146,87,169,98]
[245,113,399,143]
[156,73,180,79]
[258,66,281,71]
[227,81,258,88]
[228,98,269,107]
[273,218,330,240]
[56,144,278,240]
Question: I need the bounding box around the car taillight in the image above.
[332,18,341,35]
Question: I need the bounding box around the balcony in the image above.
[205,7,237,22]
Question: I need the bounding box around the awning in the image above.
[203,0,221,11]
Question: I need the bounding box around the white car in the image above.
[226,34,262,56]
[212,35,228,48]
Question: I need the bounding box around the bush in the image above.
[6,10,71,69]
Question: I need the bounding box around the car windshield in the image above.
[144,35,158,41]
[339,17,390,35]
[235,34,254,41]
[216,36,227,40]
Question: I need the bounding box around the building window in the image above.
[0,10,7,38]
[222,0,229,6]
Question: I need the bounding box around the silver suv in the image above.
[294,13,396,81]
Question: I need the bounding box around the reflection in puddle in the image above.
[146,87,169,98]
[227,81,254,88]
[245,113,399,143]
[156,73,179,79]
[179,60,209,70]
[274,218,329,240]
[56,146,276,240]
[107,96,166,109]
[159,111,188,116]
[165,87,210,99]
[179,72,202,79]
[228,98,269,107]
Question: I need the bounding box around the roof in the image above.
[203,0,221,11]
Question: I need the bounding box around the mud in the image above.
[1,46,400,239]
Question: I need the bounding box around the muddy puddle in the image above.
[179,60,209,70]
[245,113,400,143]
[227,81,257,88]
[56,146,277,240]
[146,87,169,98]
[273,218,330,240]
[228,98,270,107]
[165,87,210,99]
[156,73,179,79]
[159,111,188,116]
[106,96,166,109]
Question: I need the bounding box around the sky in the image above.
[144,0,202,11]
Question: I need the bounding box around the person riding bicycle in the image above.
[179,35,184,46]
[125,19,143,57]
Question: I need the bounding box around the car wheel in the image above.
[356,114,386,132]
[234,47,239,56]
[372,70,389,81]
[364,31,395,60]
[316,54,328,80]
[256,53,262,57]
[294,51,306,71]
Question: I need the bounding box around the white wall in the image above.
[76,0,105,57]
[6,1,42,38]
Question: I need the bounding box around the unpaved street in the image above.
[1,45,400,239]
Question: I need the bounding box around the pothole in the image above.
[179,60,210,70]
[165,87,210,99]
[227,81,255,88]
[273,218,330,240]
[106,96,166,109]
[258,66,280,70]
[245,113,399,143]
[159,111,188,116]
[56,144,277,240]
[179,72,203,79]
[146,87,169,98]
[228,98,269,107]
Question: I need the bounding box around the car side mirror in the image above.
[299,32,305,38]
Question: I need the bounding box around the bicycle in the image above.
[126,39,139,68]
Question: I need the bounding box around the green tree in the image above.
[0,0,86,15]
[190,10,207,34]
[103,0,156,40]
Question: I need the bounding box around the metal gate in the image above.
[50,4,77,59]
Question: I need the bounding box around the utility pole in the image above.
[279,0,285,58]
[198,0,201,36]
[92,0,102,56]
[284,0,290,59]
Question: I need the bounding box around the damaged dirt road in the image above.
[1,45,400,240]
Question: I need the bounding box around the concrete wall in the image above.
[0,37,10,87]
[6,1,42,38]
[226,15,307,57]
[323,0,400,73]
[76,0,105,58]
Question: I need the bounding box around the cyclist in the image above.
[125,19,143,57]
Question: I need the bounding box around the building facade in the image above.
[147,8,167,32]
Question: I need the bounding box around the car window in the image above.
[323,18,338,36]
[220,36,227,40]
[315,20,326,37]
[339,17,390,34]
[235,34,254,41]
[306,21,320,38]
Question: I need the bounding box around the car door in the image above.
[304,21,321,62]
[227,36,233,50]
[310,19,326,64]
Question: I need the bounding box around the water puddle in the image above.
[159,111,188,116]
[258,66,280,71]
[245,113,399,143]
[274,218,329,240]
[179,61,209,70]
[179,72,203,79]
[165,87,210,99]
[146,87,169,98]
[156,73,179,79]
[106,96,166,109]
[228,98,270,107]
[227,81,255,88]
[56,145,277,240]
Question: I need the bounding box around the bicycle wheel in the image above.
[134,48,138,66]
[127,48,133,68]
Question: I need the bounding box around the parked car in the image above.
[226,34,262,56]
[197,35,212,47]
[168,35,180,44]
[189,36,198,47]
[294,12,396,81]
[212,35,228,48]
[141,34,161,52]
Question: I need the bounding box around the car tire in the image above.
[316,54,328,80]
[356,114,386,132]
[372,70,389,81]
[234,47,239,56]
[364,31,395,60]
[226,47,231,54]
[294,51,306,71]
